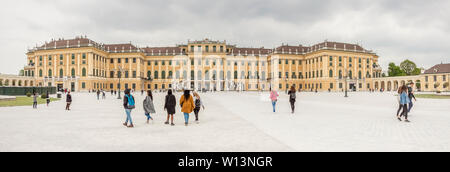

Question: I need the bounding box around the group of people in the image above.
[396,82,417,122]
[122,89,205,128]
[270,86,298,114]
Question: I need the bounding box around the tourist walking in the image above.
[32,92,38,109]
[407,82,417,113]
[270,90,279,112]
[164,89,176,126]
[96,90,100,100]
[397,85,411,122]
[102,90,106,99]
[180,90,195,126]
[143,90,156,124]
[395,86,403,118]
[46,91,50,107]
[193,92,205,123]
[66,91,72,111]
[123,89,136,128]
[288,86,297,114]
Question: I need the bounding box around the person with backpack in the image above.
[407,82,417,113]
[164,89,176,126]
[143,90,155,124]
[180,90,195,126]
[193,92,205,123]
[96,90,100,100]
[66,91,72,111]
[288,86,297,114]
[270,89,279,113]
[123,89,136,128]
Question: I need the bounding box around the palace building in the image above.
[21,36,384,92]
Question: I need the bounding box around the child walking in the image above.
[193,92,205,123]
[143,90,156,124]
[164,89,176,126]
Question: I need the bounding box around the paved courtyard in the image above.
[0,91,449,152]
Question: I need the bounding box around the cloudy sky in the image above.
[1,0,449,74]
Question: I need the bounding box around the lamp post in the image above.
[116,67,124,99]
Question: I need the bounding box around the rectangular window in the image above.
[444,75,447,81]
[133,71,137,78]
[125,58,129,63]
[110,59,114,63]
[118,59,121,63]
[206,46,209,52]
[339,83,343,89]
[82,82,86,89]
[72,54,75,59]
[133,58,136,63]
[330,83,334,89]
[434,76,437,82]
[220,46,224,52]
[82,53,86,59]
[162,61,165,66]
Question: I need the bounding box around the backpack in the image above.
[126,95,136,109]
[290,93,296,100]
[195,99,201,108]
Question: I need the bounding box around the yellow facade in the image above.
[23,37,383,92]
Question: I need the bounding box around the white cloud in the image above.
[1,0,449,74]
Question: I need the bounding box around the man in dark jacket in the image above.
[66,91,72,110]
[408,82,417,112]
[164,89,176,126]
[123,89,135,128]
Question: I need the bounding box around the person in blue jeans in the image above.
[123,89,136,128]
[270,90,279,112]
[407,82,417,113]
[398,85,411,123]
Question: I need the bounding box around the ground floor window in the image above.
[148,84,151,89]
[339,83,343,89]
[125,84,129,89]
[155,84,158,89]
[279,84,282,89]
[162,84,165,89]
[132,84,136,90]
[330,83,334,89]
[82,82,86,89]
[110,84,114,89]
[359,83,362,89]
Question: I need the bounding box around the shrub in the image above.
[41,93,47,99]
[26,92,32,97]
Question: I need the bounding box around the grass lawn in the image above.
[0,97,61,107]
[415,94,450,99]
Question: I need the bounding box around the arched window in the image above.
[234,71,238,79]
[198,71,202,80]
[168,71,173,79]
[154,71,159,79]
[60,69,64,77]
[48,69,52,77]
[329,70,333,77]
[82,68,87,77]
[71,68,75,77]
[161,71,166,79]
[147,71,151,79]
[39,69,43,77]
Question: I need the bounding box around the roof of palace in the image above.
[424,63,450,74]
[30,37,374,55]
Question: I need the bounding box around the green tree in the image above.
[388,63,405,77]
[400,60,418,75]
